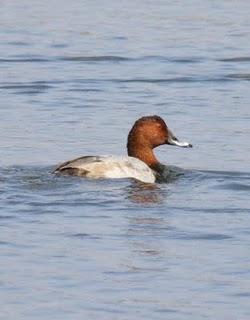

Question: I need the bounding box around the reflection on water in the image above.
[125,182,166,204]
[125,165,189,204]
[126,215,169,258]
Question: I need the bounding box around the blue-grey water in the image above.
[1,1,250,319]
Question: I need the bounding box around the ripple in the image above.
[68,88,103,93]
[0,84,52,90]
[156,308,178,314]
[225,73,250,80]
[60,55,131,62]
[7,41,30,46]
[0,57,51,63]
[172,232,232,241]
[0,215,15,220]
[156,56,203,63]
[0,241,11,246]
[117,77,195,83]
[67,233,101,240]
[110,76,233,83]
[170,206,250,214]
[219,182,250,191]
[193,169,250,181]
[219,57,250,62]
[59,55,204,64]
[0,81,53,95]
[234,292,250,297]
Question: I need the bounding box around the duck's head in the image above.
[127,115,192,167]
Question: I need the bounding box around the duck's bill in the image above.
[167,131,193,148]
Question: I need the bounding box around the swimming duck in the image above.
[54,115,192,183]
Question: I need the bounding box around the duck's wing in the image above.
[53,156,104,176]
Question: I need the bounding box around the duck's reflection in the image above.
[123,182,174,260]
[126,214,172,259]
[124,164,186,205]
[125,181,166,204]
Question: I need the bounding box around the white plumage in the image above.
[54,155,155,183]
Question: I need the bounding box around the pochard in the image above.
[54,115,192,183]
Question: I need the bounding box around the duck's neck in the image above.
[127,143,159,169]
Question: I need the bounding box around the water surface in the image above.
[1,1,250,319]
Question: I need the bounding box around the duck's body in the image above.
[54,155,155,183]
[54,115,192,183]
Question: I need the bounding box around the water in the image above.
[1,1,250,319]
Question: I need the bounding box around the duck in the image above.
[54,115,192,183]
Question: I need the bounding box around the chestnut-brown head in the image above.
[127,115,192,168]
[127,115,169,149]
